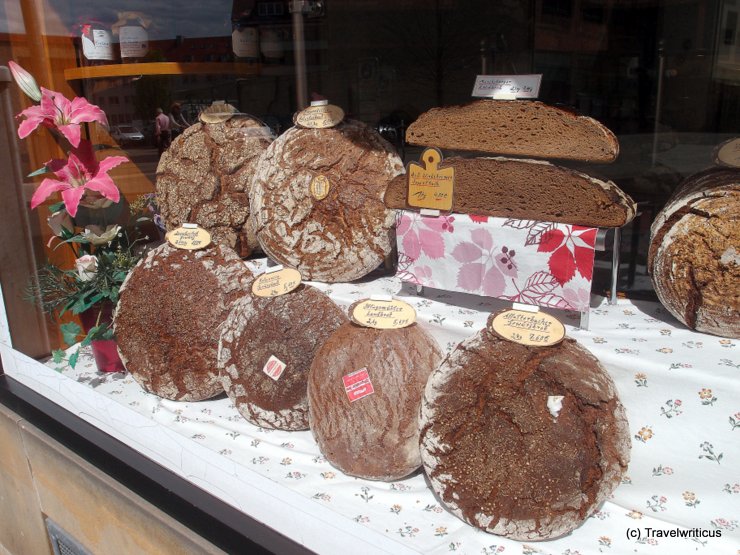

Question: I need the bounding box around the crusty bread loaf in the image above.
[648,167,740,338]
[218,284,347,430]
[406,100,619,163]
[250,120,404,282]
[307,316,443,480]
[419,321,630,541]
[156,116,272,257]
[384,156,636,227]
[113,243,254,401]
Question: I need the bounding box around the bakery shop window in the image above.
[1,0,739,360]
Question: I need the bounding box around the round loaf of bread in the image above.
[114,242,254,401]
[156,116,272,257]
[648,167,740,338]
[251,120,404,282]
[307,318,443,480]
[419,323,630,541]
[218,284,347,430]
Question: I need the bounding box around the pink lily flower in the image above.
[31,140,128,217]
[17,87,107,147]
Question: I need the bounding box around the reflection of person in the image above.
[169,103,190,139]
[154,107,171,155]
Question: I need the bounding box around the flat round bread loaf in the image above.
[251,120,404,282]
[419,323,630,540]
[156,116,272,257]
[308,318,442,480]
[218,284,347,430]
[649,167,740,338]
[114,243,254,401]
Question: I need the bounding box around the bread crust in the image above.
[406,100,619,163]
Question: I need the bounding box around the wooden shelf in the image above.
[64,62,261,81]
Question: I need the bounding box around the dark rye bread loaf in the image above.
[113,243,254,401]
[218,284,347,430]
[419,322,630,540]
[156,116,272,257]
[406,100,619,163]
[384,156,636,227]
[307,316,443,480]
[250,120,404,282]
[648,167,740,338]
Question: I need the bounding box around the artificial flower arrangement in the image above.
[10,61,164,370]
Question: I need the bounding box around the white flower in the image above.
[75,255,98,281]
[47,209,74,236]
[83,224,120,246]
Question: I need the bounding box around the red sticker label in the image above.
[263,355,286,381]
[342,367,375,402]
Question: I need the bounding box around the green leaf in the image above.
[51,349,65,363]
[68,350,79,369]
[60,322,82,346]
[48,201,65,213]
[27,165,51,177]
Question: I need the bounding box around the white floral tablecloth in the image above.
[13,260,740,554]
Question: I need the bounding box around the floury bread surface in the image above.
[406,100,619,163]
[384,156,636,227]
[218,284,347,430]
[156,116,272,257]
[250,120,404,282]
[419,321,630,540]
[113,243,254,401]
[307,317,443,480]
[648,167,740,338]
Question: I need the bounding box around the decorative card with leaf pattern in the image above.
[395,211,597,312]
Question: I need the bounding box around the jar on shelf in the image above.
[113,12,150,63]
[232,24,260,62]
[76,20,116,66]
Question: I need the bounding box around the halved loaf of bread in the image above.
[384,156,636,227]
[406,100,619,163]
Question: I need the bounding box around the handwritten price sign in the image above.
[407,148,455,211]
[252,267,302,298]
[490,309,565,347]
[166,224,212,250]
[352,299,417,330]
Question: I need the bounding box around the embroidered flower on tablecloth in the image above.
[280,442,294,449]
[280,457,292,465]
[660,329,672,336]
[390,504,402,514]
[699,388,718,406]
[652,465,674,476]
[698,441,723,464]
[321,471,335,480]
[683,341,703,349]
[655,347,673,354]
[660,399,683,418]
[423,504,444,513]
[670,363,693,370]
[251,456,268,464]
[312,492,331,502]
[353,515,370,523]
[598,536,612,548]
[720,358,740,368]
[711,518,738,531]
[285,471,306,479]
[722,483,740,494]
[635,426,653,442]
[729,413,740,430]
[593,337,607,344]
[683,491,700,507]
[397,525,419,538]
[635,373,648,387]
[250,439,260,447]
[719,339,735,348]
[482,546,505,554]
[626,510,643,519]
[537,226,596,285]
[646,495,668,512]
[434,526,448,537]
[356,486,373,502]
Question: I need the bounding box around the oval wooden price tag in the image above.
[252,266,302,298]
[199,102,238,124]
[490,309,565,347]
[294,103,345,129]
[352,298,416,329]
[166,224,212,250]
[310,174,331,200]
[714,138,740,167]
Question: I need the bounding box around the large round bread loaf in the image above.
[307,318,443,480]
[251,120,404,282]
[648,167,740,338]
[156,116,272,257]
[419,322,630,541]
[114,243,254,401]
[218,284,347,430]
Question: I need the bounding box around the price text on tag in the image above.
[352,299,416,329]
[166,225,212,250]
[490,309,565,347]
[472,74,542,99]
[715,138,740,167]
[294,104,345,128]
[407,148,454,211]
[252,267,302,298]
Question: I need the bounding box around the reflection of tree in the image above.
[378,1,531,106]
[133,50,171,120]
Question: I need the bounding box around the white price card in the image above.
[472,74,542,99]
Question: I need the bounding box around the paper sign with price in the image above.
[472,74,542,99]
[166,224,212,250]
[252,267,302,298]
[342,367,375,402]
[490,309,565,347]
[351,298,416,329]
[407,148,454,211]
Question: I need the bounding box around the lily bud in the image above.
[8,61,42,102]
